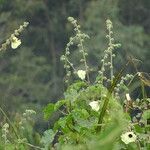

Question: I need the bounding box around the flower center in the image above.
[128,134,133,138]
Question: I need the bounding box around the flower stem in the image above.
[96,62,129,132]
[96,94,110,132]
[136,141,141,150]
[80,40,90,83]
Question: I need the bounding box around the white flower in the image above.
[11,36,21,49]
[89,101,100,111]
[126,93,131,101]
[121,132,137,144]
[77,70,86,80]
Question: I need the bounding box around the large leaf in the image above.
[54,99,67,110]
[43,103,54,120]
[41,129,55,150]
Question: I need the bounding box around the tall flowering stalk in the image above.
[98,19,121,85]
[61,17,90,84]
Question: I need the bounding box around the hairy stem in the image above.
[96,62,129,132]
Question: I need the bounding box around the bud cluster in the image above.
[2,123,9,144]
[19,109,36,130]
[114,74,134,98]
[98,19,121,84]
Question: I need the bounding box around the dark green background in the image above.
[0,0,149,132]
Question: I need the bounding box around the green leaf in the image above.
[41,129,55,149]
[43,103,54,120]
[142,109,150,120]
[64,81,87,103]
[72,108,89,120]
[54,99,67,110]
[134,124,145,133]
[56,115,73,133]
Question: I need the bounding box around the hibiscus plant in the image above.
[42,17,150,150]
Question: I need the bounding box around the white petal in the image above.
[77,70,86,80]
[11,39,21,49]
[89,101,100,111]
[121,132,137,144]
[126,93,131,101]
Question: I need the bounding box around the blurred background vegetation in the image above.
[0,0,149,133]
